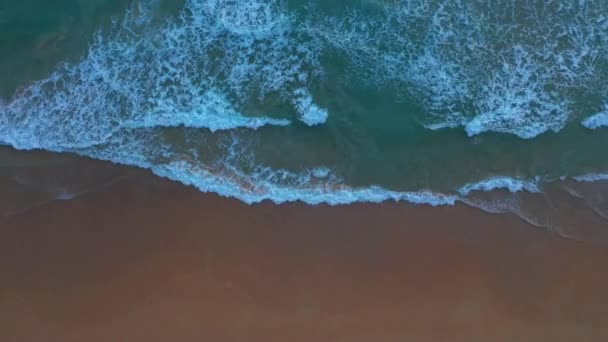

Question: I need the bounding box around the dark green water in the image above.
[1,0,608,233]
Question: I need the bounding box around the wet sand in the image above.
[1,152,608,341]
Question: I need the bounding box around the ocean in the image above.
[1,0,608,234]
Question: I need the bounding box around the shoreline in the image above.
[1,150,608,341]
[3,146,608,244]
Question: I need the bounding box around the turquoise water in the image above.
[2,0,608,229]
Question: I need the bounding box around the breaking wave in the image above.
[582,105,608,130]
[1,0,608,234]
[458,177,540,196]
[0,0,324,150]
[317,0,608,138]
[574,173,608,182]
[4,0,608,148]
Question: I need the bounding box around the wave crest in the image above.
[0,0,323,150]
[582,106,608,130]
[319,0,608,138]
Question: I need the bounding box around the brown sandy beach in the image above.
[1,150,608,341]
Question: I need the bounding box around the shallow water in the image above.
[1,0,608,230]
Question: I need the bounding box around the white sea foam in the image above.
[458,177,540,196]
[311,166,331,179]
[7,122,555,209]
[123,110,290,131]
[3,0,608,210]
[581,107,608,130]
[150,160,457,206]
[122,91,290,131]
[4,0,608,154]
[160,135,457,206]
[76,128,545,207]
[573,174,608,182]
[0,0,322,150]
[464,46,569,139]
[292,88,328,126]
[58,127,457,206]
[407,49,469,128]
[215,0,287,36]
[319,0,608,138]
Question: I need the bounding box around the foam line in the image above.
[582,108,608,130]
[573,174,608,182]
[458,177,540,196]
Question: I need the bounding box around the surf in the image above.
[1,0,608,235]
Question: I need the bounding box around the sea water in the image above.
[2,0,608,232]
